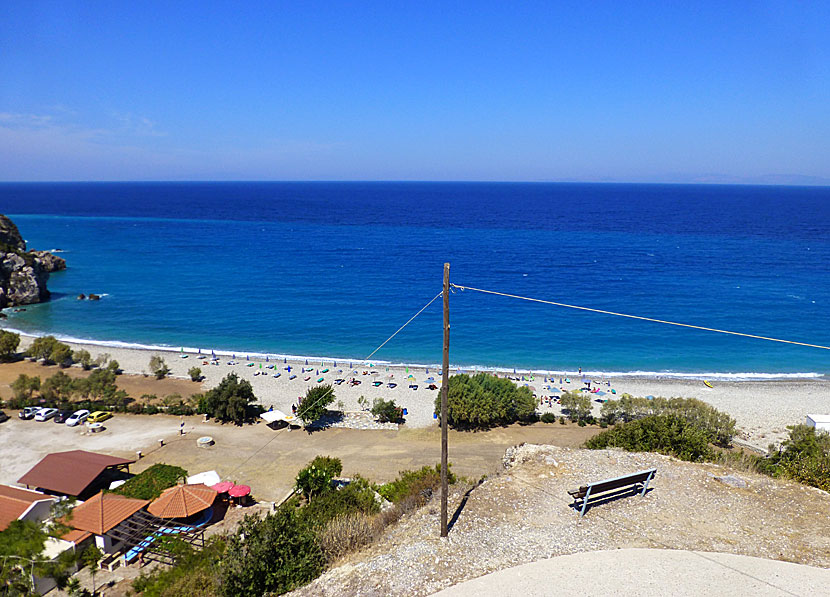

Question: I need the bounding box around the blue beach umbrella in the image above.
[305,359,309,365]
[246,355,249,361]
[266,356,269,362]
[334,361,337,367]
[198,348,202,355]
[284,357,287,363]
[233,353,236,359]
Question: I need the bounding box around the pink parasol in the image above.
[212,481,234,493]
[228,485,251,498]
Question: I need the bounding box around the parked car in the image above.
[65,409,90,427]
[87,411,112,423]
[34,407,59,421]
[19,406,41,420]
[0,411,9,423]
[53,410,74,424]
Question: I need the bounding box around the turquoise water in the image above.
[2,182,829,377]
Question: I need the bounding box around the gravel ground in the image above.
[289,445,830,597]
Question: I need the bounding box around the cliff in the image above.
[0,215,66,308]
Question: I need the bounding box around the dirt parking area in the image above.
[0,413,597,502]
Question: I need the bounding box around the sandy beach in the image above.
[7,334,829,450]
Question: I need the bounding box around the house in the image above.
[17,450,135,499]
[0,484,58,531]
[63,491,149,555]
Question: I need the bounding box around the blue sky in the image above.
[1,1,828,183]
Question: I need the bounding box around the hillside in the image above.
[290,444,830,596]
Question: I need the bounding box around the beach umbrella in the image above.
[233,353,236,359]
[259,363,262,369]
[246,355,249,361]
[266,356,269,362]
[513,368,516,374]
[228,485,251,498]
[284,357,287,364]
[287,365,292,372]
[334,361,337,367]
[305,359,309,365]
[212,481,234,494]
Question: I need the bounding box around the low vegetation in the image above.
[559,390,593,423]
[371,397,403,423]
[131,456,457,596]
[114,463,188,500]
[149,355,170,379]
[0,329,20,361]
[437,373,536,429]
[26,335,73,367]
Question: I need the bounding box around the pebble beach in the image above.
[16,335,829,450]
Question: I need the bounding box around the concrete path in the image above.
[431,548,830,596]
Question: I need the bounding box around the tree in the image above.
[73,349,93,370]
[197,373,257,425]
[106,359,121,375]
[26,336,71,365]
[40,371,74,402]
[149,355,170,380]
[10,374,40,402]
[0,330,20,361]
[294,456,342,502]
[371,397,403,423]
[84,369,118,400]
[297,384,335,423]
[188,366,202,382]
[81,545,103,596]
[436,373,536,429]
[559,391,593,422]
[222,508,324,596]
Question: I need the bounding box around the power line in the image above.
[451,283,830,351]
[224,290,444,480]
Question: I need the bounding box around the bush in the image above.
[197,373,258,425]
[317,512,378,563]
[585,414,714,462]
[437,373,536,429]
[298,384,335,423]
[295,456,342,501]
[559,390,593,422]
[132,535,225,597]
[540,412,557,424]
[371,397,403,423]
[222,508,325,597]
[600,395,736,447]
[149,355,170,379]
[107,359,121,374]
[114,463,188,500]
[188,366,202,382]
[377,464,455,504]
[40,371,74,402]
[297,476,379,530]
[760,425,830,491]
[0,330,20,361]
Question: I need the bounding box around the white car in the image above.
[34,407,58,421]
[65,409,90,427]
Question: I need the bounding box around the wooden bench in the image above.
[567,468,656,518]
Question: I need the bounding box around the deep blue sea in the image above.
[2,182,829,378]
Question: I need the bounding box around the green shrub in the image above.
[132,536,225,597]
[40,371,74,402]
[26,335,72,366]
[377,464,455,504]
[222,508,325,597]
[371,397,402,423]
[298,384,335,423]
[540,412,557,423]
[600,394,736,447]
[295,456,342,501]
[189,366,202,381]
[585,414,714,462]
[436,373,536,429]
[73,349,93,370]
[297,476,379,530]
[114,463,188,500]
[760,425,830,491]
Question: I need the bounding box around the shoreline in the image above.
[5,331,830,451]
[2,327,824,382]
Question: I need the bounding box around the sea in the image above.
[1,182,829,379]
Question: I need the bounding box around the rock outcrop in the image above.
[0,215,66,308]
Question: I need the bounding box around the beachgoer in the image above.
[578,367,582,375]
[179,417,185,435]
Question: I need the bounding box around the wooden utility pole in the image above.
[441,262,450,537]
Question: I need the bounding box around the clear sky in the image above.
[1,1,828,183]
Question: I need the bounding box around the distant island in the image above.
[0,214,66,308]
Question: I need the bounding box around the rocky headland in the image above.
[0,214,66,308]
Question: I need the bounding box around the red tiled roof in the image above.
[0,485,56,531]
[17,450,134,496]
[66,491,148,535]
[147,484,217,519]
[61,528,93,544]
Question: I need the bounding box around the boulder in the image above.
[0,215,66,308]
